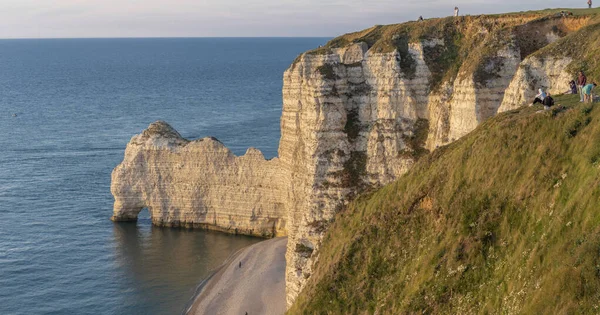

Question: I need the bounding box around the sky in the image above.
[0,0,593,38]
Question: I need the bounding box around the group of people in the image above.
[532,89,555,109]
[577,71,597,103]
[533,71,597,108]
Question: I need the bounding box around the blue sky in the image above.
[0,0,593,38]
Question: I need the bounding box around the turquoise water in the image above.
[0,37,327,315]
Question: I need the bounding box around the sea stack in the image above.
[110,120,287,237]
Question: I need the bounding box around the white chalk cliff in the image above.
[111,122,286,237]
[110,14,591,307]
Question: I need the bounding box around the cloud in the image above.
[0,0,591,38]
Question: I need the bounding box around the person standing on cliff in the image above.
[589,0,593,9]
[583,82,597,103]
[454,7,459,17]
[578,71,588,102]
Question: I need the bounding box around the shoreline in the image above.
[181,247,244,314]
[185,237,287,315]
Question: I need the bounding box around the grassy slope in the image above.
[290,94,600,314]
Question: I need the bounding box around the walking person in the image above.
[589,0,593,9]
[454,7,459,17]
[578,71,587,102]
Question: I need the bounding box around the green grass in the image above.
[289,94,600,314]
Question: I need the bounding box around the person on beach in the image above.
[589,0,593,9]
[454,7,459,17]
[532,88,547,105]
[582,82,597,103]
[578,71,587,102]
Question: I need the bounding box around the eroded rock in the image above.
[111,121,286,237]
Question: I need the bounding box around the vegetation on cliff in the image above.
[536,11,600,81]
[301,8,600,91]
[289,94,600,313]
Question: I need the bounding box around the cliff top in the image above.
[294,8,600,89]
[131,121,271,160]
[141,121,187,140]
[311,8,600,54]
[290,93,600,313]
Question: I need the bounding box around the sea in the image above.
[0,37,328,315]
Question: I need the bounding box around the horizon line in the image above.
[0,36,334,41]
[1,7,592,41]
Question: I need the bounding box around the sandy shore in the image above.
[186,237,287,315]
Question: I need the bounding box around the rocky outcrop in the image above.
[111,121,286,237]
[499,56,573,112]
[111,13,591,309]
[446,46,522,142]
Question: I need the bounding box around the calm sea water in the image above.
[0,37,327,315]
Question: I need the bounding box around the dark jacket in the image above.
[570,81,578,94]
[578,73,587,86]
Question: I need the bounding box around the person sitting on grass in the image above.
[532,88,547,105]
[543,94,555,110]
[582,82,597,103]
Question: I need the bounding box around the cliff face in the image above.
[110,12,595,308]
[280,42,429,303]
[499,56,573,112]
[282,14,590,305]
[111,121,286,237]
